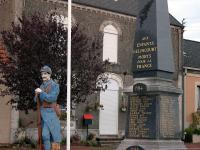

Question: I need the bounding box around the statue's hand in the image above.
[35,88,42,94]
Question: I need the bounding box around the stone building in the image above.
[0,0,184,143]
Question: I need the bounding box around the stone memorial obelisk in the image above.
[117,0,185,149]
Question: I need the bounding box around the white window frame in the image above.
[195,85,200,110]
[195,82,200,111]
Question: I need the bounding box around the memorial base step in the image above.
[117,139,186,150]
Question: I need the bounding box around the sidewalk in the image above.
[72,145,200,150]
[71,145,200,150]
[185,143,200,150]
[71,146,112,150]
[0,144,200,150]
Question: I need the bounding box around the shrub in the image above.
[61,137,66,145]
[86,140,98,147]
[184,127,200,143]
[80,140,98,147]
[87,132,96,141]
[194,128,200,135]
[12,137,36,148]
[70,132,81,144]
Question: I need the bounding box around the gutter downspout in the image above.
[179,27,185,139]
[182,67,187,139]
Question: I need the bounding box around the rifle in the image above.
[36,93,43,150]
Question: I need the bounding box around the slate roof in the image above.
[68,0,183,27]
[183,39,200,68]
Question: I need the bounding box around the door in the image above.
[99,79,119,135]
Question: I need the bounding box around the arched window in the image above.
[103,25,118,63]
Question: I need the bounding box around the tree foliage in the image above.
[0,13,108,112]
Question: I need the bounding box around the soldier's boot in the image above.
[51,143,60,150]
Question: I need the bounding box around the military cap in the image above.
[40,65,52,74]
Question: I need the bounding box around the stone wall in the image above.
[0,0,23,36]
[0,93,11,143]
[0,0,14,34]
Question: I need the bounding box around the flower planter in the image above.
[192,134,200,143]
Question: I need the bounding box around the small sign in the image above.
[133,83,147,95]
[127,145,145,150]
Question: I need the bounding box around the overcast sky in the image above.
[168,0,200,42]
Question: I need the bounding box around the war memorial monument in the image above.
[117,0,186,149]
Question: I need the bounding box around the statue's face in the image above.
[41,72,51,81]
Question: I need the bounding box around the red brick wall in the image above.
[0,40,9,64]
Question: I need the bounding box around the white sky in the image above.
[168,0,200,42]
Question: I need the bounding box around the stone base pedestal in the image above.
[120,77,185,150]
[117,139,186,150]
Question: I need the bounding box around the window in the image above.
[103,25,118,63]
[197,86,200,111]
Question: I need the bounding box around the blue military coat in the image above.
[35,79,61,143]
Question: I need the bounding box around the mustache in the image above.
[42,77,48,80]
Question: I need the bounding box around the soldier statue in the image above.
[34,65,61,150]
